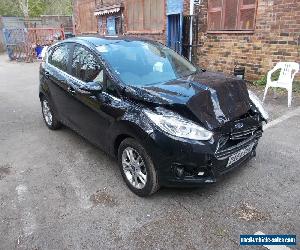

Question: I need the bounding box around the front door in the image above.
[167,14,181,53]
[66,44,114,149]
[46,42,74,124]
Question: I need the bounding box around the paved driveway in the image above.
[0,55,299,250]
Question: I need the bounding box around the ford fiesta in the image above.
[39,36,268,196]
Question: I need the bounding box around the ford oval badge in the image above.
[235,123,244,129]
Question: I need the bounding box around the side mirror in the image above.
[79,81,103,94]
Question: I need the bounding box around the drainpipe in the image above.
[189,0,194,61]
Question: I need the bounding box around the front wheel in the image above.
[41,96,62,130]
[118,138,160,197]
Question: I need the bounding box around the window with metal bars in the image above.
[126,0,164,33]
[207,0,257,32]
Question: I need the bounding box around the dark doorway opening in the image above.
[167,14,181,53]
[182,15,199,64]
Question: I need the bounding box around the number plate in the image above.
[226,143,254,167]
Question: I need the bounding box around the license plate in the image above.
[226,143,254,167]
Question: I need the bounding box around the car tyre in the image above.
[41,96,62,130]
[118,138,160,197]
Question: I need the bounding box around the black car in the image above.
[39,36,268,196]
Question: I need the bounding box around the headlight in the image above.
[248,90,269,121]
[144,109,213,141]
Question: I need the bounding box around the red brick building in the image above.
[196,0,300,80]
[73,0,184,43]
[73,0,300,81]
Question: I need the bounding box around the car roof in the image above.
[69,35,153,47]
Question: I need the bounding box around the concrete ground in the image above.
[248,84,300,121]
[0,54,299,250]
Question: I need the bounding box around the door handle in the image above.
[67,86,76,95]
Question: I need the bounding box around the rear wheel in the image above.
[118,138,160,197]
[41,96,62,130]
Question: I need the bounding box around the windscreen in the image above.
[96,41,197,86]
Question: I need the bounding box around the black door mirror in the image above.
[79,81,103,94]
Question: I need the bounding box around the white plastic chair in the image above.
[262,62,299,107]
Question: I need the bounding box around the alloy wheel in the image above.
[121,147,147,189]
[42,99,53,126]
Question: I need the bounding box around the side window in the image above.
[71,45,103,83]
[48,44,71,72]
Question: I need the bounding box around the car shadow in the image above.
[54,125,255,199]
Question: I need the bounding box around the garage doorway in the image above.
[167,14,181,53]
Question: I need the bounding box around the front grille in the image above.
[214,110,263,162]
[230,127,258,140]
[215,132,261,160]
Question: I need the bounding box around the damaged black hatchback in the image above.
[39,36,268,196]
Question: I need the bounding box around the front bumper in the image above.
[144,124,262,187]
[163,145,257,187]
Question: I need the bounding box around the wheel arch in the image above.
[114,134,133,157]
[111,119,152,158]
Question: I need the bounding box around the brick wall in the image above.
[95,0,120,6]
[74,0,188,44]
[195,0,300,81]
[40,15,73,33]
[123,0,191,45]
[74,0,167,43]
[183,0,190,15]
